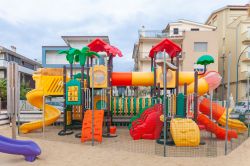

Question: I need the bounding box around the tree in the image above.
[57,48,77,78]
[0,79,7,101]
[196,54,214,74]
[20,82,31,100]
[74,46,100,66]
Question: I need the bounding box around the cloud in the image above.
[0,0,248,71]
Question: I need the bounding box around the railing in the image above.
[242,30,250,44]
[138,30,184,39]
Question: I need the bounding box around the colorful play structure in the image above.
[15,38,247,148]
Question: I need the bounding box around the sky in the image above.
[0,0,248,71]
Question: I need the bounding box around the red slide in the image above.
[197,114,237,140]
[129,104,163,140]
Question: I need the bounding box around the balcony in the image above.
[241,52,250,62]
[242,31,250,45]
[138,30,184,40]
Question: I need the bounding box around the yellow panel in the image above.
[156,68,176,88]
[170,118,200,147]
[89,65,107,88]
[187,78,209,96]
[131,72,154,86]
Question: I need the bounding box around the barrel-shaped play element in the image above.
[170,118,200,147]
[112,72,132,86]
[187,78,209,95]
[131,72,154,86]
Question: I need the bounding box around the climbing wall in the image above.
[81,110,104,143]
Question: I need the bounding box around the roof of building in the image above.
[0,46,41,66]
[61,36,110,46]
[163,19,216,32]
[205,4,249,24]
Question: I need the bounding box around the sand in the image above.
[0,125,250,166]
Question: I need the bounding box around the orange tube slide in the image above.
[111,71,210,96]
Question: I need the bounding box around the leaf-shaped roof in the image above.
[196,55,214,65]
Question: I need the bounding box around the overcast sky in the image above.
[0,0,248,71]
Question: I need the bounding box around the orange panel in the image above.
[81,110,104,143]
[111,72,132,86]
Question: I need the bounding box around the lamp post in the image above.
[235,46,249,106]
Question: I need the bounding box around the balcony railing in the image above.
[241,51,250,62]
[138,30,184,39]
[242,30,250,45]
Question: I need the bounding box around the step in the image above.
[0,119,9,125]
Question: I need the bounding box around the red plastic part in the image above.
[111,72,132,86]
[110,126,116,134]
[199,98,225,121]
[129,104,163,140]
[149,38,182,58]
[197,114,237,140]
[87,38,122,57]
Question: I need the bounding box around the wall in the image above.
[169,22,214,36]
[182,31,218,72]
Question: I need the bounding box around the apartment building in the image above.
[133,19,218,73]
[206,4,250,101]
[0,46,41,87]
[42,36,110,72]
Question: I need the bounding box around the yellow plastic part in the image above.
[89,65,107,88]
[131,72,154,86]
[218,108,247,133]
[20,89,61,134]
[19,68,65,134]
[156,68,176,88]
[170,118,200,147]
[187,78,209,96]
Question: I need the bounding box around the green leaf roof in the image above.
[73,73,88,79]
[196,55,214,65]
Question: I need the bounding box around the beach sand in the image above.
[0,125,250,166]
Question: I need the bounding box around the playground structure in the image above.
[15,38,248,156]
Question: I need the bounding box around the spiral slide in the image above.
[20,89,61,134]
[20,68,64,134]
[199,98,247,134]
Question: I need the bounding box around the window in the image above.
[0,53,5,60]
[248,47,250,58]
[0,70,5,78]
[191,28,199,31]
[23,62,35,70]
[248,27,250,39]
[194,42,208,52]
[173,28,179,35]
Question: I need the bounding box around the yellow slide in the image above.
[20,68,65,134]
[218,108,247,133]
[20,89,61,134]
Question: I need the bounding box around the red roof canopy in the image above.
[149,38,182,58]
[87,38,122,57]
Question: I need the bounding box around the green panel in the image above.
[139,98,142,113]
[111,97,114,116]
[127,97,131,116]
[145,98,149,108]
[96,100,106,110]
[176,93,185,118]
[133,98,136,115]
[66,79,82,105]
[116,97,119,115]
